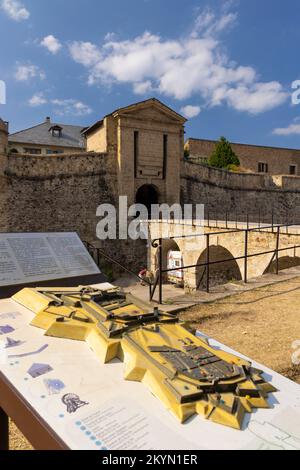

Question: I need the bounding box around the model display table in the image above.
[0,286,299,450]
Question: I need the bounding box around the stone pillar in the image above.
[0,119,8,176]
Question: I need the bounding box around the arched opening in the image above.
[9,148,19,154]
[155,240,184,286]
[136,185,159,219]
[196,245,242,290]
[264,256,300,274]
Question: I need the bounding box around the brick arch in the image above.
[195,245,242,290]
[264,254,300,274]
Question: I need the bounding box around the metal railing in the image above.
[83,241,153,298]
[83,218,300,305]
[204,207,300,231]
[150,223,300,304]
[141,209,294,232]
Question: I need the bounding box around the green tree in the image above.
[208,137,240,169]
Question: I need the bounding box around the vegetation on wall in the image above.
[208,137,240,170]
[184,148,190,160]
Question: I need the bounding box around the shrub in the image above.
[184,148,190,159]
[226,164,240,172]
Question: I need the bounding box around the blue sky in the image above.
[1,0,300,147]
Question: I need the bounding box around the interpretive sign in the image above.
[0,232,100,287]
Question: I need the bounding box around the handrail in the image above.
[84,221,300,305]
[83,241,152,287]
[150,224,300,304]
[151,222,300,245]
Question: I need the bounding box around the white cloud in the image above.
[273,120,300,136]
[51,99,92,117]
[15,64,46,81]
[69,41,102,67]
[133,80,153,95]
[28,93,47,107]
[224,82,287,114]
[1,0,29,21]
[27,93,92,116]
[104,32,117,42]
[180,105,201,119]
[41,35,62,54]
[68,5,287,115]
[191,6,237,38]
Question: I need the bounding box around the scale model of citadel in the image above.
[13,285,277,430]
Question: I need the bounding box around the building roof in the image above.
[83,97,187,136]
[9,118,86,149]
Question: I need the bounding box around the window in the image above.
[163,134,168,179]
[289,165,297,175]
[49,125,62,138]
[134,131,139,178]
[46,149,64,155]
[258,162,268,173]
[24,148,42,155]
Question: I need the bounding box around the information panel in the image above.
[0,232,100,287]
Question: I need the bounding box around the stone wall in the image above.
[2,152,116,239]
[185,138,300,176]
[86,119,107,153]
[0,120,8,156]
[181,161,300,224]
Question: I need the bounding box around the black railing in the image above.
[83,219,300,305]
[140,209,291,231]
[204,208,295,231]
[151,223,300,304]
[206,210,266,230]
[83,241,153,299]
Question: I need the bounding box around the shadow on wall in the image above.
[196,245,242,291]
[264,256,300,274]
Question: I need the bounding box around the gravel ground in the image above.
[9,420,32,451]
[10,277,300,450]
[181,277,300,383]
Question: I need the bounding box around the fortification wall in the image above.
[186,138,300,175]
[2,152,116,240]
[181,161,300,223]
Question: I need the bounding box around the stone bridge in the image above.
[148,220,300,291]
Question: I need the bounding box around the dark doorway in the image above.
[136,185,159,218]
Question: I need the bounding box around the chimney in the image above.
[45,117,51,123]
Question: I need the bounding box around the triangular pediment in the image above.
[112,98,187,124]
